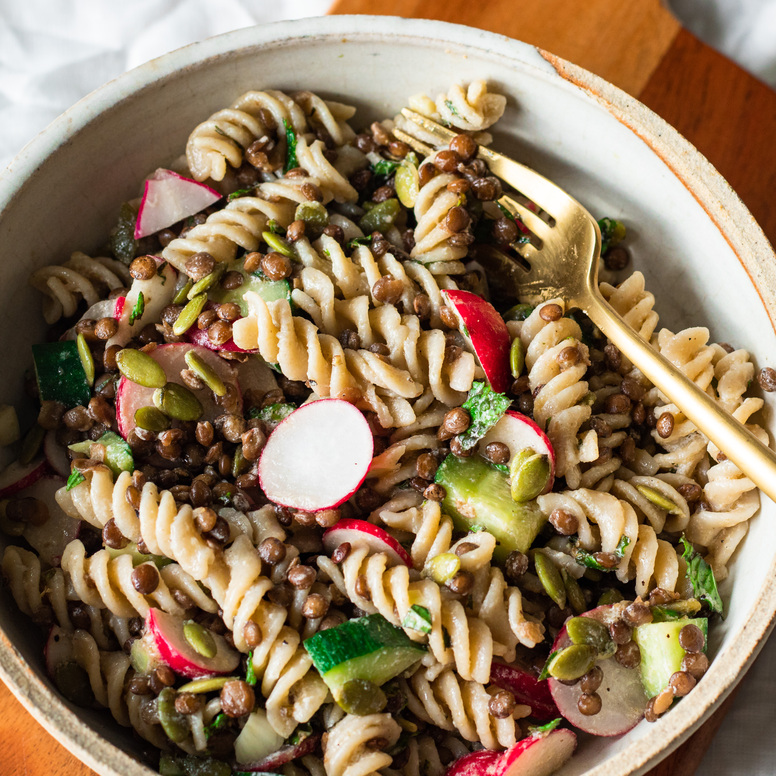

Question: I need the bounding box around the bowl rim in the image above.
[1,14,775,776]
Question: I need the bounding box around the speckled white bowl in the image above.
[1,15,775,776]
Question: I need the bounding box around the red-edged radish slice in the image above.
[19,476,81,567]
[115,343,241,438]
[259,399,373,511]
[490,661,559,721]
[135,169,221,239]
[323,519,412,568]
[185,325,255,353]
[445,749,501,776]
[45,625,74,678]
[147,608,240,679]
[236,355,279,398]
[496,728,577,776]
[441,289,511,393]
[107,259,177,349]
[44,431,70,478]
[238,732,321,772]
[80,298,119,322]
[481,410,556,494]
[114,296,126,319]
[0,457,50,499]
[548,604,648,736]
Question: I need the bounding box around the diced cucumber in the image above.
[210,265,290,316]
[234,708,284,765]
[32,341,91,408]
[69,431,133,476]
[435,453,546,558]
[303,614,425,698]
[633,617,708,697]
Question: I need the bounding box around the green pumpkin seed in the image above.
[509,337,525,379]
[581,391,597,406]
[562,569,587,615]
[188,263,226,299]
[534,551,566,608]
[154,383,203,422]
[262,230,295,258]
[395,155,420,208]
[134,406,171,433]
[116,348,167,388]
[232,444,249,478]
[76,333,95,386]
[54,661,95,707]
[173,292,208,336]
[636,484,682,515]
[503,303,534,322]
[184,350,226,396]
[566,616,612,655]
[173,280,193,305]
[177,675,236,694]
[425,552,461,584]
[651,598,702,622]
[358,198,400,236]
[546,644,598,682]
[19,423,45,465]
[295,201,329,231]
[338,678,387,716]
[598,588,624,606]
[183,620,217,658]
[157,687,189,743]
[510,449,550,503]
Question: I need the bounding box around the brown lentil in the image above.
[652,687,675,716]
[549,508,578,535]
[175,692,203,716]
[259,537,286,565]
[577,692,602,716]
[372,276,404,305]
[130,255,157,281]
[302,594,330,619]
[184,253,216,281]
[656,412,675,439]
[423,482,446,502]
[603,245,630,271]
[413,293,432,320]
[207,320,232,346]
[102,519,128,550]
[615,640,641,669]
[471,176,502,201]
[492,217,519,244]
[590,417,612,439]
[447,178,471,195]
[505,551,529,582]
[260,252,292,281]
[446,570,473,596]
[195,421,214,447]
[449,436,473,457]
[243,621,262,649]
[604,343,622,371]
[644,696,659,723]
[332,543,351,564]
[151,665,175,694]
[444,206,470,233]
[131,564,160,595]
[668,670,696,697]
[480,441,509,465]
[128,676,151,695]
[338,328,362,351]
[63,406,93,432]
[609,619,632,645]
[557,346,580,369]
[648,588,679,606]
[488,690,516,719]
[757,367,776,391]
[315,509,340,528]
[623,601,653,627]
[455,542,478,556]
[539,303,563,322]
[220,680,255,718]
[439,305,458,329]
[579,666,604,694]
[355,574,371,599]
[434,149,462,172]
[681,652,709,680]
[593,551,619,569]
[442,407,471,435]
[679,623,705,654]
[449,133,478,161]
[605,393,632,415]
[189,479,212,508]
[94,317,119,340]
[676,482,702,503]
[415,452,439,480]
[288,565,316,590]
[418,163,437,187]
[322,224,345,244]
[620,377,645,401]
[216,302,241,323]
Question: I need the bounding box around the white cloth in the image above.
[1,2,775,775]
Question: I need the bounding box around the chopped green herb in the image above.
[228,186,256,201]
[538,650,560,681]
[492,463,509,474]
[205,711,229,738]
[444,99,460,116]
[572,536,630,572]
[289,724,313,746]
[129,291,145,326]
[347,235,374,250]
[268,219,284,234]
[371,159,401,177]
[69,431,134,477]
[66,470,85,491]
[680,537,723,615]
[249,402,296,423]
[598,217,626,254]
[456,381,512,451]
[470,524,485,533]
[155,261,169,284]
[245,651,257,686]
[402,605,432,634]
[110,202,138,265]
[214,125,227,137]
[283,119,298,173]
[528,717,562,736]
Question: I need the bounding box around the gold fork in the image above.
[396,108,776,504]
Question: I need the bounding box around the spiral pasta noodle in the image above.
[323,712,401,776]
[411,173,470,263]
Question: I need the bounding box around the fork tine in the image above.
[392,127,435,158]
[401,108,577,220]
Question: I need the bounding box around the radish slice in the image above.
[548,604,648,736]
[115,343,241,438]
[44,431,70,478]
[185,325,255,353]
[238,732,321,772]
[481,410,556,494]
[135,169,221,239]
[81,298,119,322]
[236,355,279,398]
[114,296,126,319]
[497,728,577,776]
[45,625,74,678]
[19,476,81,567]
[442,289,512,393]
[445,750,501,776]
[323,519,412,568]
[490,661,559,721]
[147,608,240,679]
[0,457,50,499]
[259,399,373,511]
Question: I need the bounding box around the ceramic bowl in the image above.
[1,15,774,776]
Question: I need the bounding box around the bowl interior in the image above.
[0,16,774,776]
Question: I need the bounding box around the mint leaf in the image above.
[283,119,298,173]
[228,186,256,201]
[249,402,296,423]
[66,470,85,491]
[598,217,626,254]
[205,712,228,738]
[402,605,432,634]
[528,718,562,736]
[347,236,373,250]
[245,651,257,687]
[572,536,630,572]
[444,99,459,117]
[268,219,284,234]
[680,537,723,615]
[129,291,144,326]
[538,650,559,681]
[457,381,512,451]
[371,159,401,177]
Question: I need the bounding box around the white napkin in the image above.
[1,2,775,775]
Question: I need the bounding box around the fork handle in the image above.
[584,290,776,504]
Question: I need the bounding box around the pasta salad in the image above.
[1,80,768,776]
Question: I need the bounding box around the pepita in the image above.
[157,687,189,743]
[188,264,226,299]
[503,303,534,322]
[510,449,550,503]
[395,154,420,208]
[546,644,598,682]
[172,293,208,336]
[184,350,226,396]
[636,484,682,515]
[177,675,235,694]
[19,423,45,465]
[425,552,461,584]
[566,616,612,654]
[154,383,204,422]
[134,406,171,433]
[173,280,193,305]
[562,569,587,615]
[358,198,400,235]
[338,678,387,716]
[183,620,217,658]
[116,348,167,388]
[76,334,95,386]
[534,551,566,608]
[598,588,624,606]
[295,201,329,233]
[509,337,525,378]
[262,231,296,258]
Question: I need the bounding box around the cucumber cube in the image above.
[32,341,91,409]
[304,614,425,697]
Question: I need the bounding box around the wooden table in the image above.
[2,1,775,774]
